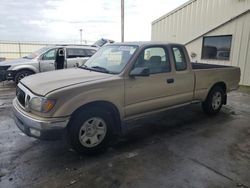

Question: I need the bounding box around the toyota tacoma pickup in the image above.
[12,42,241,154]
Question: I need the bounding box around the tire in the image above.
[67,107,114,155]
[202,86,224,115]
[14,70,33,84]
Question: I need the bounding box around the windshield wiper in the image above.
[80,65,92,70]
[80,65,115,74]
[90,66,110,73]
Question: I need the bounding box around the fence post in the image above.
[18,42,21,57]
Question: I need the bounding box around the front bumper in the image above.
[0,70,16,81]
[12,98,70,140]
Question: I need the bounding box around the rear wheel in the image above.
[68,107,114,154]
[202,86,224,115]
[15,70,33,84]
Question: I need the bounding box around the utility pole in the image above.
[121,0,124,42]
[79,29,83,44]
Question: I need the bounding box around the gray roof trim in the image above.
[107,41,176,47]
[152,0,196,25]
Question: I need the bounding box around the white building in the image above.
[151,0,250,86]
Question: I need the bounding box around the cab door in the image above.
[39,48,57,72]
[168,45,195,104]
[124,46,176,117]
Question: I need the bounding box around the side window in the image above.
[172,47,187,71]
[66,48,86,58]
[134,47,171,74]
[85,49,97,57]
[42,49,56,60]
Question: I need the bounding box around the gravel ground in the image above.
[0,81,250,188]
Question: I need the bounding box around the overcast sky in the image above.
[0,0,187,43]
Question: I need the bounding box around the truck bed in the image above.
[191,62,230,69]
[192,62,240,102]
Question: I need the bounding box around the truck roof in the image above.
[47,45,97,50]
[109,41,181,47]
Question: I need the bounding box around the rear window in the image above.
[66,48,86,58]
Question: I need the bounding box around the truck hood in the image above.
[0,58,33,66]
[20,68,114,96]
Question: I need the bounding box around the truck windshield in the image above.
[82,45,138,74]
[23,47,51,59]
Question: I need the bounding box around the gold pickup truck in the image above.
[13,42,241,154]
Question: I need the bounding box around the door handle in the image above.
[167,78,174,84]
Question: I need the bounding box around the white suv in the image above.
[0,45,97,83]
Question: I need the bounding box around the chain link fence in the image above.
[0,40,94,60]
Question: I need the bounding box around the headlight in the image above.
[29,97,56,112]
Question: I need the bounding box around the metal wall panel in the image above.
[151,0,250,85]
[185,12,250,85]
[152,0,250,44]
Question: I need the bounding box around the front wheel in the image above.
[67,107,114,154]
[202,86,224,115]
[14,70,33,84]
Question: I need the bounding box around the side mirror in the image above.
[39,54,44,61]
[130,67,150,77]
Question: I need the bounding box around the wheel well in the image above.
[16,69,35,74]
[208,82,227,104]
[71,101,122,135]
[13,69,36,83]
[210,82,227,94]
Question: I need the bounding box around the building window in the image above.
[201,35,232,60]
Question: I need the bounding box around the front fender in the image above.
[46,79,125,120]
[10,64,39,73]
[55,88,124,119]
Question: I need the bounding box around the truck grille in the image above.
[16,86,26,107]
[0,70,6,81]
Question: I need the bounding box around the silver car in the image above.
[0,45,97,83]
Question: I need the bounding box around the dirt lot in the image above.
[0,81,250,188]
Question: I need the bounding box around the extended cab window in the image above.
[42,49,56,60]
[134,47,170,74]
[172,47,187,71]
[67,48,86,58]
